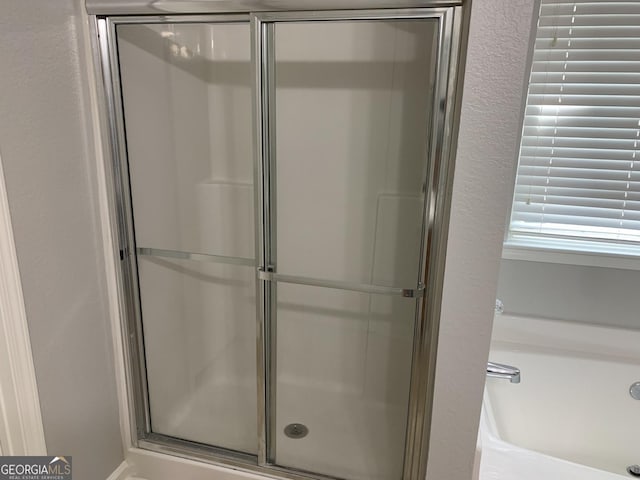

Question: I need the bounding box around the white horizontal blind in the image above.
[510,0,640,247]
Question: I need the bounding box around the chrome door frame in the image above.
[87,0,463,15]
[91,2,467,479]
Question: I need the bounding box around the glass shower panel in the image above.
[274,20,437,286]
[272,20,438,479]
[137,258,256,452]
[275,283,417,480]
[116,22,257,454]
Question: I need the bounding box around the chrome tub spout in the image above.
[487,361,521,384]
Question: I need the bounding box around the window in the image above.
[507,0,640,256]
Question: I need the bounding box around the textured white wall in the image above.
[0,1,123,478]
[498,259,640,328]
[426,1,539,479]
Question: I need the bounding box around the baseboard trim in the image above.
[106,461,133,480]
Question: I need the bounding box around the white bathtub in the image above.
[478,314,640,480]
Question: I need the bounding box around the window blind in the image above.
[510,0,640,248]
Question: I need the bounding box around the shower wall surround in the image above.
[92,3,467,480]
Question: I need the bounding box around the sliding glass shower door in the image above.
[116,21,258,454]
[100,5,462,480]
[266,19,437,479]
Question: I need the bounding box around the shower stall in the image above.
[91,2,466,479]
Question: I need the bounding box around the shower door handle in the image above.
[257,267,423,298]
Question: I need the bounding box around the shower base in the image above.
[155,371,407,480]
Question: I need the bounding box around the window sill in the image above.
[502,237,640,271]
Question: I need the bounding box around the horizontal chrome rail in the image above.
[487,361,521,384]
[137,247,256,267]
[136,249,422,297]
[258,268,423,298]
